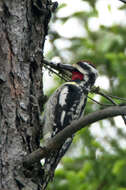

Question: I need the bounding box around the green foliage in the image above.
[44,0,126,189]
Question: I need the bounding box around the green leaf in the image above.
[112,160,126,175]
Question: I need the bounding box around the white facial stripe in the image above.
[75,62,98,77]
[74,64,87,75]
[82,62,98,76]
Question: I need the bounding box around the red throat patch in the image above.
[72,71,84,81]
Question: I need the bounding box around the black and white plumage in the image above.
[42,61,98,190]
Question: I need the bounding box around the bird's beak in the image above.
[57,63,77,72]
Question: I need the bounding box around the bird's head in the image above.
[72,61,98,86]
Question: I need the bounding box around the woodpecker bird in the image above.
[42,61,98,190]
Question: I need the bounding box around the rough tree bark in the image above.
[0,0,51,189]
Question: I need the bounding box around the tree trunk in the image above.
[0,0,51,189]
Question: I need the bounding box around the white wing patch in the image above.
[60,111,66,126]
[59,86,69,126]
[59,86,68,106]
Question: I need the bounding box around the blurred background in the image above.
[43,0,126,189]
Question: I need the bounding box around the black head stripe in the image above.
[77,61,91,72]
[89,72,96,84]
[77,61,96,69]
[87,62,96,69]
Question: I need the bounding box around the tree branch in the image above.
[23,105,126,168]
[91,87,126,125]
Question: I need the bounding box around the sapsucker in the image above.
[41,61,98,190]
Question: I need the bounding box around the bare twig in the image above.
[43,60,73,81]
[23,105,126,167]
[91,87,126,125]
[105,94,126,102]
[87,96,112,107]
[43,64,68,81]
[97,91,116,105]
